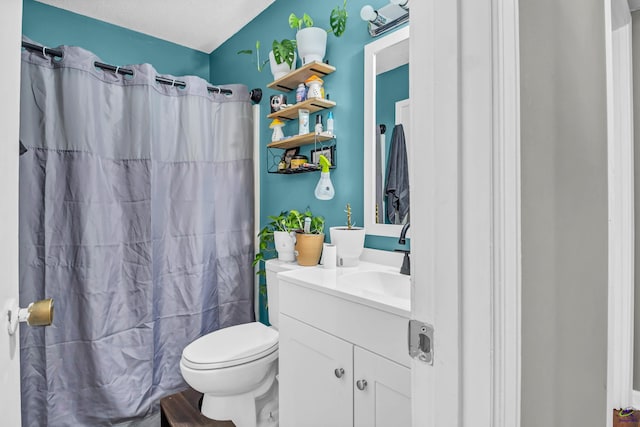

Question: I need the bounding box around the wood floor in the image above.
[160,388,235,427]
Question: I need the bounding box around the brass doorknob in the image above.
[27,298,54,326]
[7,298,54,335]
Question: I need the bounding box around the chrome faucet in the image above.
[396,223,410,275]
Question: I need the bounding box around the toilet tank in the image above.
[265,259,303,329]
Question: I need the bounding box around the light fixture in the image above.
[360,5,387,27]
[390,0,409,10]
[360,0,409,37]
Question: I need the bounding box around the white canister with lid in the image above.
[305,75,324,99]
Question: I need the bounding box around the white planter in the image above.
[269,51,297,81]
[296,27,327,65]
[329,227,366,267]
[274,231,296,262]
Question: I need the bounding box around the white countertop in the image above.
[277,261,411,317]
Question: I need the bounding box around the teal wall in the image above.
[21,0,210,79]
[210,0,409,251]
[376,63,409,224]
[377,63,409,135]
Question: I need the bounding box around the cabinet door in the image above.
[353,347,411,427]
[279,314,353,427]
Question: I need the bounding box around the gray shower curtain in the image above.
[18,41,254,426]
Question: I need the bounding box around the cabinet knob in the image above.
[334,368,345,378]
[356,379,368,390]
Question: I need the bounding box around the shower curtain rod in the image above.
[21,41,263,103]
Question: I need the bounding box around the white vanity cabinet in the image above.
[279,314,353,427]
[277,266,411,427]
[353,346,411,427]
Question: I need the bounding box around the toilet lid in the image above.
[182,322,278,370]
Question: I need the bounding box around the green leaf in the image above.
[329,0,348,37]
[289,13,300,30]
[237,40,269,72]
[272,39,296,68]
[302,13,314,28]
[252,252,264,267]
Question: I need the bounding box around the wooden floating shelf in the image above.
[267,132,335,149]
[267,98,336,120]
[267,61,336,92]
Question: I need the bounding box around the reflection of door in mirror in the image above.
[375,64,409,224]
[364,26,410,238]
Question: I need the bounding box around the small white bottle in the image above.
[326,111,334,135]
[315,114,323,134]
[298,109,310,134]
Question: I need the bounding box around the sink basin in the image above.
[337,270,410,300]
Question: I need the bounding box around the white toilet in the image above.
[180,260,300,427]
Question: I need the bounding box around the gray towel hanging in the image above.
[384,124,410,224]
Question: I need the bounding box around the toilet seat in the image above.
[181,322,278,370]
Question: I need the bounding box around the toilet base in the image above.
[201,367,278,427]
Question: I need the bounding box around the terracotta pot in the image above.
[295,233,325,266]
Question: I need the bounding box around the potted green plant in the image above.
[329,203,366,267]
[253,208,326,270]
[269,39,297,80]
[289,0,349,65]
[238,39,297,80]
[289,208,326,266]
[253,211,299,269]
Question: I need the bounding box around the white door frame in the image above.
[0,1,24,426]
[490,0,522,425]
[410,1,521,426]
[409,1,460,425]
[606,0,638,422]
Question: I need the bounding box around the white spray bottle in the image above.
[314,154,335,200]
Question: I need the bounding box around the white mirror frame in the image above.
[363,26,411,238]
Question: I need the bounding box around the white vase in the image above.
[296,27,327,65]
[273,231,296,262]
[269,51,297,81]
[329,227,366,267]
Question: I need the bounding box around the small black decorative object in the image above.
[270,94,287,113]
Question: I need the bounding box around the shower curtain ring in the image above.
[171,79,176,87]
[42,46,47,57]
[115,66,120,75]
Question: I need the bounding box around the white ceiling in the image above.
[36,0,275,53]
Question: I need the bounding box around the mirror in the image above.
[364,26,410,237]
